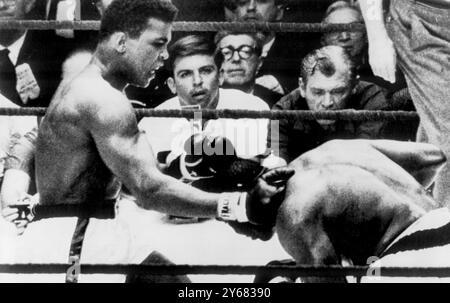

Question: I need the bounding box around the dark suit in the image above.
[271,81,392,162]
[258,32,320,95]
[253,84,283,108]
[6,30,68,107]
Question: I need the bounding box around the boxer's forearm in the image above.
[135,170,220,218]
[96,132,221,218]
[5,128,37,174]
[366,139,446,187]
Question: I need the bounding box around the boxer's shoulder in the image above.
[64,77,134,129]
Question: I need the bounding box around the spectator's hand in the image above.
[368,33,397,83]
[246,166,295,225]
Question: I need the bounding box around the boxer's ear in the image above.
[167,77,176,94]
[112,32,127,54]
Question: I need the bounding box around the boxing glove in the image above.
[217,166,295,225]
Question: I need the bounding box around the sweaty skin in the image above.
[33,15,226,215]
[276,140,445,281]
[36,62,223,216]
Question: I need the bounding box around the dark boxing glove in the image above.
[216,166,295,225]
[160,133,228,181]
[245,166,295,225]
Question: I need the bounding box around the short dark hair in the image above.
[301,46,357,83]
[214,31,264,57]
[99,0,178,41]
[168,35,222,72]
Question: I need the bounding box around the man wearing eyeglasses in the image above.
[270,45,390,162]
[223,0,309,95]
[321,1,407,95]
[215,31,283,108]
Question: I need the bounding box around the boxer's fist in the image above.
[246,166,295,225]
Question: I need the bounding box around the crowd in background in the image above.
[0,0,418,165]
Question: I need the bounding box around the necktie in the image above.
[0,48,18,102]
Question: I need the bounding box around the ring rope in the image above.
[0,263,449,278]
[0,15,427,282]
[0,107,418,122]
[0,20,366,32]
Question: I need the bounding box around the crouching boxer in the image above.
[0,0,295,283]
[267,139,446,282]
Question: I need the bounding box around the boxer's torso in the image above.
[36,66,121,206]
[277,140,438,267]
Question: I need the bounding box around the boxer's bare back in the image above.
[277,139,445,271]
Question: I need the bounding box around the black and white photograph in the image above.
[0,0,449,289]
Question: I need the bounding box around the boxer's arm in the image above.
[1,129,37,234]
[366,140,446,188]
[358,0,396,83]
[87,92,294,221]
[86,95,219,218]
[277,179,345,282]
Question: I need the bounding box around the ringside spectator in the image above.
[224,0,310,95]
[0,0,67,107]
[215,31,283,107]
[139,35,271,166]
[270,45,390,162]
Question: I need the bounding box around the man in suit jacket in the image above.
[0,0,68,107]
[215,31,283,107]
[224,0,318,95]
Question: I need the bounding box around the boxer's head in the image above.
[299,45,357,127]
[321,2,366,61]
[167,35,222,109]
[215,31,264,93]
[98,0,178,88]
